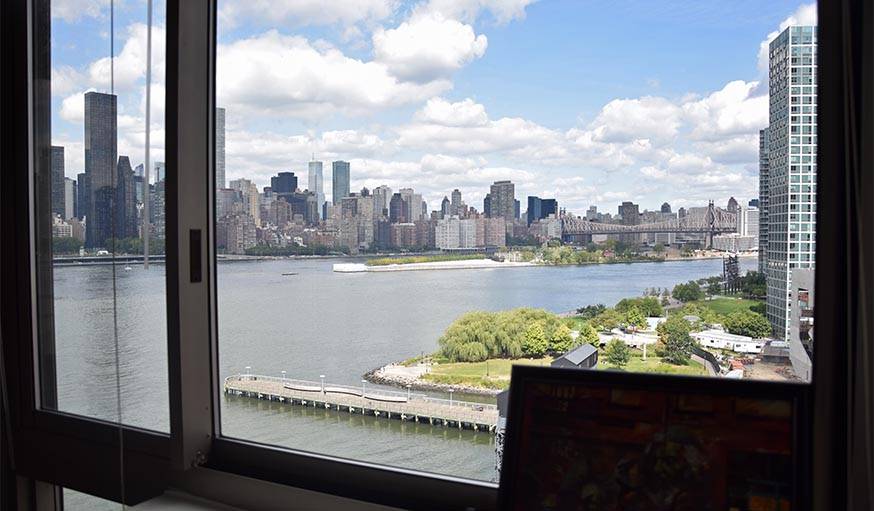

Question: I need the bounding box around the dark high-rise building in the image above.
[527,196,541,226]
[527,196,558,225]
[441,196,450,218]
[489,181,515,221]
[84,91,117,248]
[541,199,557,219]
[660,202,671,214]
[450,189,462,215]
[116,156,137,239]
[51,146,65,217]
[332,161,350,205]
[389,193,407,223]
[727,196,739,212]
[748,198,760,208]
[271,172,298,194]
[515,199,521,220]
[77,172,89,220]
[618,201,641,245]
[483,193,492,217]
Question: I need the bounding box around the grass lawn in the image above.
[598,350,706,376]
[693,297,761,316]
[421,357,552,390]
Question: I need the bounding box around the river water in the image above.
[52,256,755,483]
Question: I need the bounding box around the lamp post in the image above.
[320,374,325,394]
[449,389,454,408]
[361,379,367,399]
[406,385,411,401]
[281,370,286,383]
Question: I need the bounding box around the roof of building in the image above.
[552,344,598,366]
[692,329,757,344]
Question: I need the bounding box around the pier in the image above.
[224,374,499,432]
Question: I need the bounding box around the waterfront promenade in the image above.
[224,374,499,432]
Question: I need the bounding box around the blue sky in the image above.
[50,0,817,214]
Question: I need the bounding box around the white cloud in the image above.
[588,96,683,143]
[218,0,397,29]
[217,31,451,120]
[414,97,489,126]
[52,66,85,97]
[682,80,767,141]
[51,0,108,23]
[60,91,88,124]
[425,0,537,24]
[373,12,487,83]
[757,3,817,73]
[87,24,167,93]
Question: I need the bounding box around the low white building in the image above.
[691,329,765,354]
[713,234,757,252]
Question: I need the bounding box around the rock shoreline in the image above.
[363,364,502,397]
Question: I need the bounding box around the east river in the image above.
[52,256,756,485]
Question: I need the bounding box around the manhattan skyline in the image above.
[48,1,816,214]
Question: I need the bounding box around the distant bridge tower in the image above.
[706,200,716,248]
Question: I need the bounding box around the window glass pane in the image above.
[41,1,169,432]
[215,0,816,482]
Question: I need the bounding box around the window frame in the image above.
[0,0,864,509]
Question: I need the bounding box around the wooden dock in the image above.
[224,374,498,432]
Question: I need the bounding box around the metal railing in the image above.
[226,374,497,412]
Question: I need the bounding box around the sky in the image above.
[50,0,817,215]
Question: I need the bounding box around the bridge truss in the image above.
[561,202,738,244]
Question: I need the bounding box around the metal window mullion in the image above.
[166,0,215,470]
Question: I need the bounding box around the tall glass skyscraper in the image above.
[308,160,324,218]
[765,25,817,340]
[332,160,350,205]
[758,129,770,274]
[216,107,226,189]
[84,91,117,248]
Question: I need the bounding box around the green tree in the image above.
[579,322,600,347]
[706,280,722,298]
[723,310,772,338]
[652,243,665,258]
[523,322,549,357]
[549,323,575,354]
[605,338,630,369]
[616,296,663,317]
[624,307,647,333]
[672,281,703,302]
[52,236,83,254]
[575,303,606,319]
[590,309,623,332]
[657,315,695,365]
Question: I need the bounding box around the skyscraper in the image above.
[116,156,137,238]
[441,196,451,218]
[308,160,324,218]
[332,161,350,205]
[489,180,515,221]
[660,202,672,214]
[51,146,65,217]
[64,178,77,220]
[77,172,89,220]
[389,193,407,223]
[450,189,462,215]
[216,107,226,189]
[372,185,392,217]
[766,25,817,340]
[271,172,298,194]
[758,129,770,274]
[84,91,117,248]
